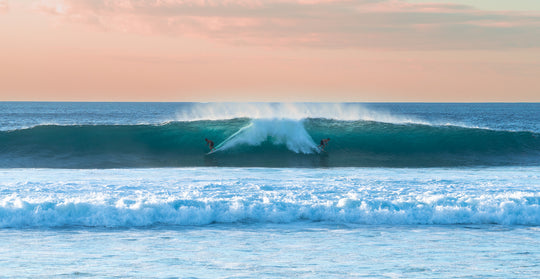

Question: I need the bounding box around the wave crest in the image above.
[176,103,426,124]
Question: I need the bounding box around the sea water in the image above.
[0,102,539,278]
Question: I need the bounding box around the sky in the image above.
[1,0,539,102]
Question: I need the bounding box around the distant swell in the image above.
[1,118,539,168]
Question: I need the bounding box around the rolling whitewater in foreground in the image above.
[1,102,539,278]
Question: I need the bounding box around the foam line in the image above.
[1,191,539,228]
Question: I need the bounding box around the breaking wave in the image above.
[1,187,538,228]
[1,118,538,168]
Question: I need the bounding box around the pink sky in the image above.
[1,0,539,101]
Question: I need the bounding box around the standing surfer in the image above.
[205,138,215,152]
[318,138,330,151]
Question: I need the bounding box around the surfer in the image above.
[205,138,215,152]
[318,138,330,151]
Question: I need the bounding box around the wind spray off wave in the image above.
[175,102,427,124]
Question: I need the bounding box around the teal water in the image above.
[1,103,539,168]
[0,102,539,277]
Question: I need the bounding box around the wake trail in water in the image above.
[215,119,319,154]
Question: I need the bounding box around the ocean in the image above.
[1,102,539,278]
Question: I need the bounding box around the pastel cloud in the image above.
[0,0,8,13]
[32,0,540,49]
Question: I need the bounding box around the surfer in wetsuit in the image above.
[318,138,330,151]
[205,138,215,151]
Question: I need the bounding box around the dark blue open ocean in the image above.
[1,102,539,277]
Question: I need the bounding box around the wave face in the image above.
[1,168,539,228]
[1,118,539,168]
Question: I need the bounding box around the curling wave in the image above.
[0,118,538,168]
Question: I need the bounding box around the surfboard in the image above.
[206,144,225,155]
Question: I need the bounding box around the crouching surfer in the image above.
[205,138,215,152]
[318,138,330,151]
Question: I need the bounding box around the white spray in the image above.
[217,119,319,154]
[178,103,426,154]
[176,102,425,124]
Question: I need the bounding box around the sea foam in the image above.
[1,168,538,228]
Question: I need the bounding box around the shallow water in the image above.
[2,224,539,278]
[0,167,539,277]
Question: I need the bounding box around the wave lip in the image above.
[175,102,427,124]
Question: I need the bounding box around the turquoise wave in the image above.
[1,118,538,168]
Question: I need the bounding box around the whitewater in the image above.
[2,167,539,228]
[1,102,539,277]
